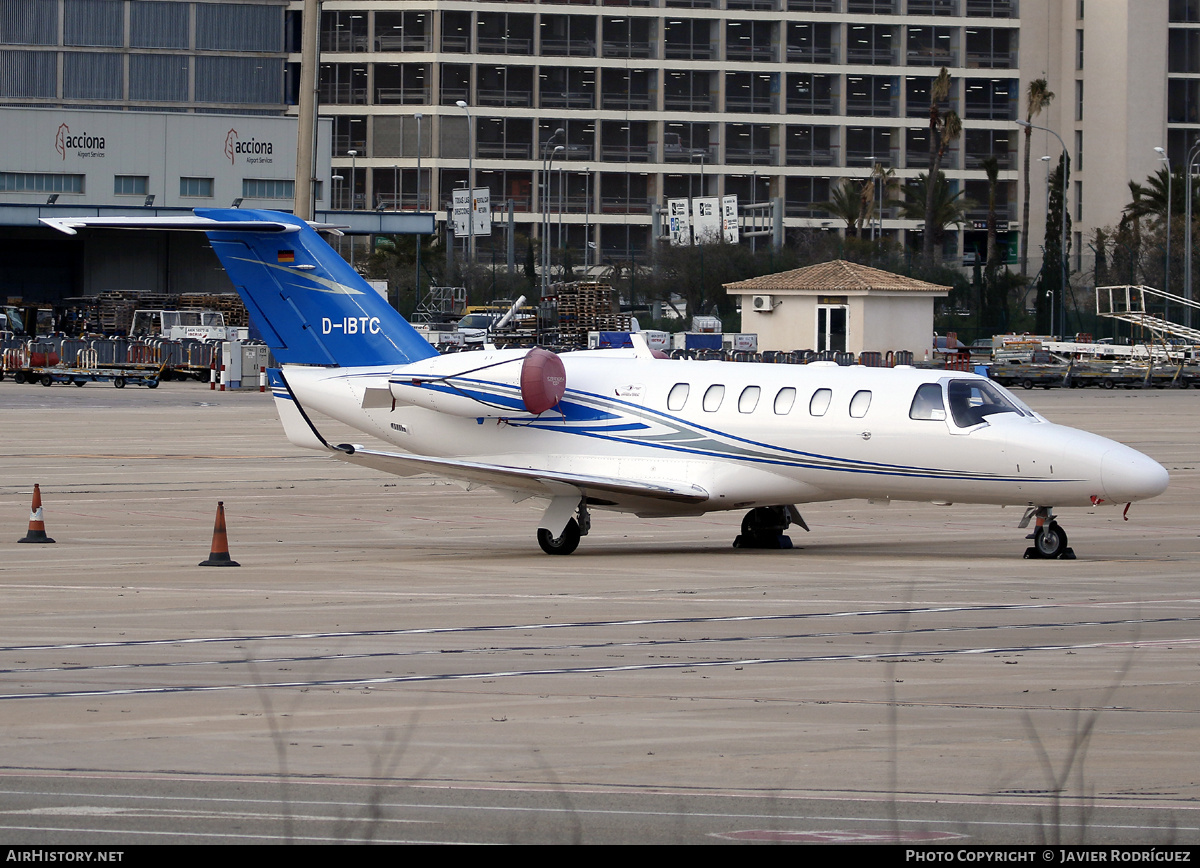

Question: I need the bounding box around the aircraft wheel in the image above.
[113,377,125,389]
[735,507,792,549]
[537,519,581,555]
[741,507,784,537]
[1034,522,1068,559]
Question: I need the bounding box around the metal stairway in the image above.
[1095,285,1200,345]
[412,285,467,324]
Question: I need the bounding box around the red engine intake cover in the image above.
[519,347,566,414]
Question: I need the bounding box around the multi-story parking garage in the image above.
[1,0,1197,299]
[314,0,1025,266]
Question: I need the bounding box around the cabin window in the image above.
[667,383,690,411]
[946,379,1026,427]
[849,390,872,418]
[703,384,726,412]
[909,383,947,420]
[738,385,761,413]
[773,386,796,415]
[809,388,832,416]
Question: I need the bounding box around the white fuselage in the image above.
[281,349,1168,516]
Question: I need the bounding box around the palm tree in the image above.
[868,162,900,239]
[924,68,962,266]
[1020,79,1054,278]
[982,156,1000,272]
[898,171,971,255]
[1124,166,1200,221]
[822,177,869,237]
[981,156,1004,333]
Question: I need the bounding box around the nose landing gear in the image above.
[1020,506,1076,559]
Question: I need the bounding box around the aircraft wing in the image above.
[330,444,710,511]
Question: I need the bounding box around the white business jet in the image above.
[42,210,1169,558]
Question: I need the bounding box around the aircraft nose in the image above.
[1101,447,1169,502]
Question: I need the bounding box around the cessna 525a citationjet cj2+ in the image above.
[42,210,1169,558]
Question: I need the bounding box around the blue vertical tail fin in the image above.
[197,208,438,367]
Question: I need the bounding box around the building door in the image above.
[816,303,847,352]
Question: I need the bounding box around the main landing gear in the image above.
[733,505,809,550]
[537,498,591,555]
[1020,506,1076,560]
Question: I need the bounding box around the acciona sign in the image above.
[55,123,106,160]
[224,128,275,165]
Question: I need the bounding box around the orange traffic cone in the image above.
[18,484,56,544]
[199,501,240,567]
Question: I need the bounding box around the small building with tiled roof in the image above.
[724,260,951,357]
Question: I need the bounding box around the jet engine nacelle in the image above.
[389,347,566,418]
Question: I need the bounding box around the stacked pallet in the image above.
[179,293,249,328]
[97,290,173,335]
[550,281,629,346]
[90,291,248,334]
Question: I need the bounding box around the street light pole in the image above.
[752,170,758,253]
[1156,147,1172,311]
[455,101,474,266]
[332,174,344,263]
[548,145,563,284]
[347,150,358,270]
[414,112,424,305]
[1186,138,1200,329]
[540,128,564,295]
[1040,155,1051,212]
[583,166,590,271]
[414,112,424,211]
[1016,120,1068,339]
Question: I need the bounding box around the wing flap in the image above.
[330,445,709,507]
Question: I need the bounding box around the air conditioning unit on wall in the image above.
[751,294,774,312]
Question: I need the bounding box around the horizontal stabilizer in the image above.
[39,215,327,235]
[42,208,438,369]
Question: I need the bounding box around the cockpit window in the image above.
[946,379,1026,428]
[909,383,947,421]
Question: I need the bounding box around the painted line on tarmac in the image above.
[4,636,1198,701]
[3,614,1198,677]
